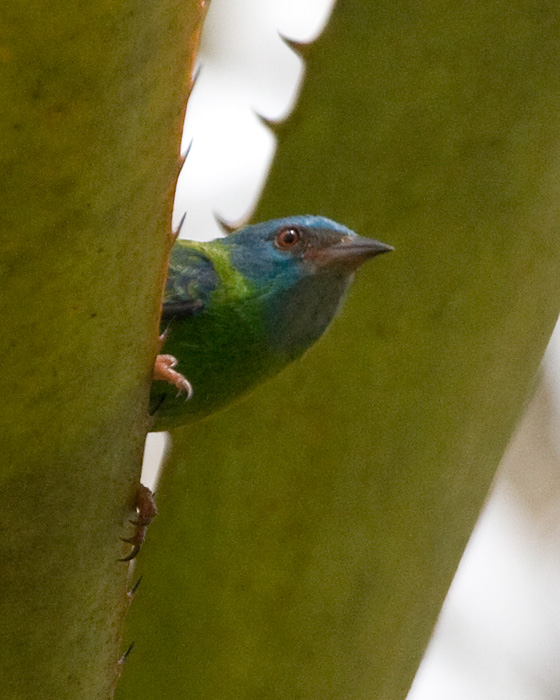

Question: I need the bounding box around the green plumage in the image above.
[150,216,392,430]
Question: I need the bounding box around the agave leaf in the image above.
[0,1,207,698]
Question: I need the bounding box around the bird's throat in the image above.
[262,272,353,359]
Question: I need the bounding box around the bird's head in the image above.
[220,215,393,358]
[221,215,392,285]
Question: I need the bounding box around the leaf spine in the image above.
[253,110,288,137]
[278,32,313,60]
[213,212,242,236]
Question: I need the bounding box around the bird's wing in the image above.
[162,244,219,321]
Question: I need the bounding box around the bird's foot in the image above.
[119,484,158,562]
[153,354,193,399]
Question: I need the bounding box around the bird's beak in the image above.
[309,234,394,271]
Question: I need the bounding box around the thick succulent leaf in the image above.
[121,2,560,699]
[0,1,206,699]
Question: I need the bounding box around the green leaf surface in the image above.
[0,2,206,698]
[121,2,560,698]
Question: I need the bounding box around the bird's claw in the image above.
[153,353,193,400]
[119,484,158,562]
[119,543,142,563]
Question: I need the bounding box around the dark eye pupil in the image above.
[277,227,300,247]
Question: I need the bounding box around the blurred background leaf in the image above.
[121,1,560,699]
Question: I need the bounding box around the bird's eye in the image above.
[275,226,301,249]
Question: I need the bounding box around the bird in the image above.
[121,215,392,560]
[151,215,392,430]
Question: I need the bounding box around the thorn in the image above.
[189,63,202,94]
[278,32,312,59]
[176,211,187,235]
[180,139,194,169]
[118,642,135,666]
[254,110,284,135]
[171,212,187,243]
[128,575,143,599]
[213,212,238,235]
